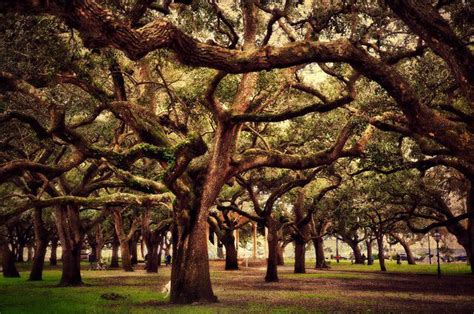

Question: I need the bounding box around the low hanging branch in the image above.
[1,192,174,226]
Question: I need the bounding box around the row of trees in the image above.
[0,0,472,304]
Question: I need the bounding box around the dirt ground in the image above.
[125,260,474,312]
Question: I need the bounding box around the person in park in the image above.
[165,254,172,267]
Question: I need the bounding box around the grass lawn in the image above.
[1,260,473,313]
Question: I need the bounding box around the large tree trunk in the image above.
[315,237,328,269]
[366,240,373,265]
[294,240,306,273]
[119,241,133,272]
[147,242,160,273]
[55,205,83,286]
[376,235,386,272]
[50,238,58,266]
[223,232,238,270]
[29,208,48,281]
[59,245,82,286]
[170,119,243,303]
[1,243,20,278]
[265,221,279,282]
[170,202,217,304]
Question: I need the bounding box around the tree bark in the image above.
[366,240,373,265]
[349,242,364,264]
[95,225,104,263]
[170,201,217,304]
[376,235,386,272]
[224,237,238,270]
[113,209,134,272]
[277,242,285,266]
[59,245,82,286]
[467,181,474,273]
[0,227,20,278]
[27,245,33,262]
[17,244,24,263]
[129,236,138,265]
[50,238,58,266]
[119,241,133,272]
[315,237,329,269]
[399,238,416,265]
[110,233,120,268]
[265,221,279,282]
[217,242,224,259]
[29,208,48,281]
[147,243,159,273]
[55,205,83,286]
[294,240,306,273]
[89,242,97,263]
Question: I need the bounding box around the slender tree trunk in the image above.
[400,239,416,265]
[113,209,134,272]
[17,244,24,262]
[265,222,279,282]
[130,237,138,265]
[95,225,104,262]
[110,235,119,268]
[217,242,224,259]
[377,235,386,272]
[27,245,33,262]
[29,208,48,281]
[315,237,328,269]
[366,240,373,265]
[89,243,97,263]
[467,182,474,273]
[157,240,162,267]
[277,243,285,266]
[96,244,102,262]
[50,239,58,266]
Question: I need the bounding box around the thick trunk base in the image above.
[59,249,82,286]
[170,220,217,304]
[294,242,306,273]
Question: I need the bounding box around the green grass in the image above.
[0,271,169,313]
[327,259,471,274]
[284,258,472,275]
